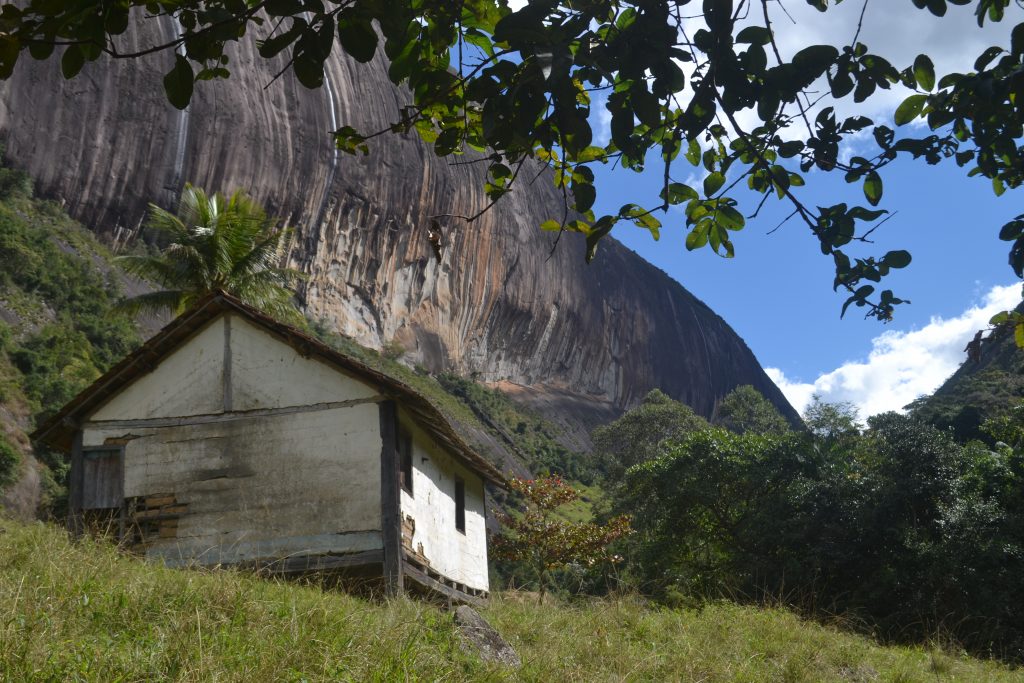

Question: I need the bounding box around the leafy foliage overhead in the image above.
[1,1,1023,320]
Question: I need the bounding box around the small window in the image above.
[398,432,413,495]
[454,478,466,533]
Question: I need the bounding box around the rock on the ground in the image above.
[453,605,521,668]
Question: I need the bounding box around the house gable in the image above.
[90,318,226,421]
[88,313,382,423]
[227,314,379,411]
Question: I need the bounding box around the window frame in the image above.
[454,477,466,534]
[398,431,413,496]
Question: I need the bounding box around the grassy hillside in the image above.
[0,520,1016,682]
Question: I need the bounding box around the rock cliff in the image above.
[0,18,799,445]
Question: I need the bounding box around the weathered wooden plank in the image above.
[83,395,385,430]
[68,430,84,536]
[272,549,384,574]
[81,448,123,509]
[379,399,403,596]
[402,560,484,607]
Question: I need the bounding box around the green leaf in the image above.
[61,44,85,80]
[686,226,708,251]
[572,183,596,213]
[974,45,1003,71]
[293,54,324,88]
[585,216,616,263]
[685,139,701,166]
[1016,323,1024,349]
[913,54,935,91]
[661,182,697,205]
[894,94,927,125]
[862,171,883,206]
[998,218,1024,241]
[777,141,804,158]
[0,32,19,79]
[162,55,194,110]
[266,0,304,15]
[258,28,299,59]
[540,219,563,231]
[464,28,495,59]
[792,44,839,74]
[883,250,912,268]
[338,13,377,63]
[703,172,725,196]
[334,125,368,155]
[575,146,607,162]
[717,205,745,231]
[736,26,772,45]
[28,38,54,61]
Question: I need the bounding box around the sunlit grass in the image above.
[0,520,1016,681]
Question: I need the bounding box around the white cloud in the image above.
[719,2,1015,140]
[766,283,1023,419]
[592,94,613,146]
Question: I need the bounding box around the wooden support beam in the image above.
[271,549,384,575]
[402,561,484,607]
[67,430,84,537]
[83,395,385,430]
[379,400,404,596]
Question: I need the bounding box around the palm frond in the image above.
[114,289,189,317]
[120,185,303,322]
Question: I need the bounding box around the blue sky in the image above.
[565,1,1023,419]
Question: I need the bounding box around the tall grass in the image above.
[0,520,1016,681]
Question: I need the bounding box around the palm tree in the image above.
[116,185,304,321]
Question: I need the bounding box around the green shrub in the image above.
[0,433,20,490]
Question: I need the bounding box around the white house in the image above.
[33,292,506,603]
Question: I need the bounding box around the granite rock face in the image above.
[0,18,799,445]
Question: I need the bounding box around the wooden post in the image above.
[379,400,404,596]
[67,430,84,537]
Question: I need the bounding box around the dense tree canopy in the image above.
[612,407,1024,658]
[711,384,790,434]
[591,388,707,485]
[1,0,1023,322]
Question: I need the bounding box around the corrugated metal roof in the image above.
[31,291,507,485]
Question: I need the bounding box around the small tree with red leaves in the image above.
[491,475,631,603]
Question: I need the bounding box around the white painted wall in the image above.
[80,310,491,587]
[91,318,225,421]
[83,404,383,566]
[398,410,489,591]
[228,314,379,411]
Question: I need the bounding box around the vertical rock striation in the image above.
[0,20,799,445]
